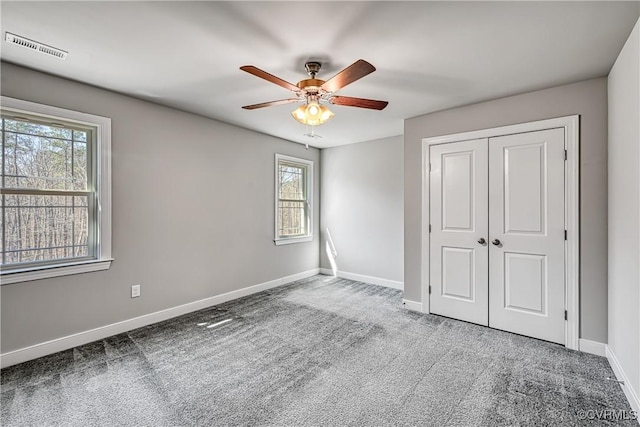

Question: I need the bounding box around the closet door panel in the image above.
[488,128,565,344]
[429,139,489,326]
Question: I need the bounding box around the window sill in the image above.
[0,259,113,285]
[274,236,313,246]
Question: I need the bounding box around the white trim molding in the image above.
[0,268,320,368]
[563,116,580,353]
[402,299,423,312]
[274,236,313,246]
[421,115,580,351]
[1,259,113,285]
[319,268,404,290]
[0,96,112,284]
[606,345,640,414]
[578,339,607,357]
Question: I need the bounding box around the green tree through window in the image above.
[1,117,92,266]
[275,154,313,244]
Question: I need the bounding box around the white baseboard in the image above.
[579,338,607,357]
[0,268,320,368]
[402,299,423,312]
[606,345,640,415]
[319,268,403,290]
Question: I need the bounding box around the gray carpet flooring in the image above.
[1,275,635,426]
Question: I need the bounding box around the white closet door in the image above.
[430,139,489,326]
[488,128,565,344]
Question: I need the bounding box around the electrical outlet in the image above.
[131,284,141,298]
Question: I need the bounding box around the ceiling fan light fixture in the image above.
[292,105,307,122]
[307,102,320,118]
[291,102,334,126]
[318,105,335,123]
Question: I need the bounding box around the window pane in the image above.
[0,128,4,187]
[3,132,18,187]
[73,141,88,190]
[278,200,306,237]
[3,131,76,190]
[4,119,72,139]
[73,130,87,142]
[279,164,305,200]
[73,196,89,247]
[2,194,89,265]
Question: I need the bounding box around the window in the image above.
[1,96,112,284]
[275,154,313,245]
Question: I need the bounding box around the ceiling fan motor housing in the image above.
[305,61,322,77]
[297,78,325,93]
[297,62,325,94]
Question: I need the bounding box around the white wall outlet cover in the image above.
[131,284,141,298]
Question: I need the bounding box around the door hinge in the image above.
[564,230,567,240]
[429,285,432,295]
[429,224,431,233]
[429,163,432,172]
[564,149,567,161]
[564,310,568,321]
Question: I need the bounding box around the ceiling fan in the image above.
[240,59,388,126]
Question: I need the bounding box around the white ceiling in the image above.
[1,1,638,148]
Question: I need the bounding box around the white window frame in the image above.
[0,96,112,284]
[274,154,313,245]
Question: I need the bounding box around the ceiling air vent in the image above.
[5,32,68,60]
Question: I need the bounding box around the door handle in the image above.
[492,239,501,246]
[477,238,486,245]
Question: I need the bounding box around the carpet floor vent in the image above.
[5,32,68,59]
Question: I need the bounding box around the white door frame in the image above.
[421,115,580,350]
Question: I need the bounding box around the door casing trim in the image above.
[421,115,580,350]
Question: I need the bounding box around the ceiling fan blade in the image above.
[242,98,300,110]
[240,66,299,93]
[329,96,388,110]
[321,60,376,93]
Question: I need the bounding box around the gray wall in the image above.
[608,19,639,398]
[405,78,608,342]
[320,136,404,283]
[0,62,320,354]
